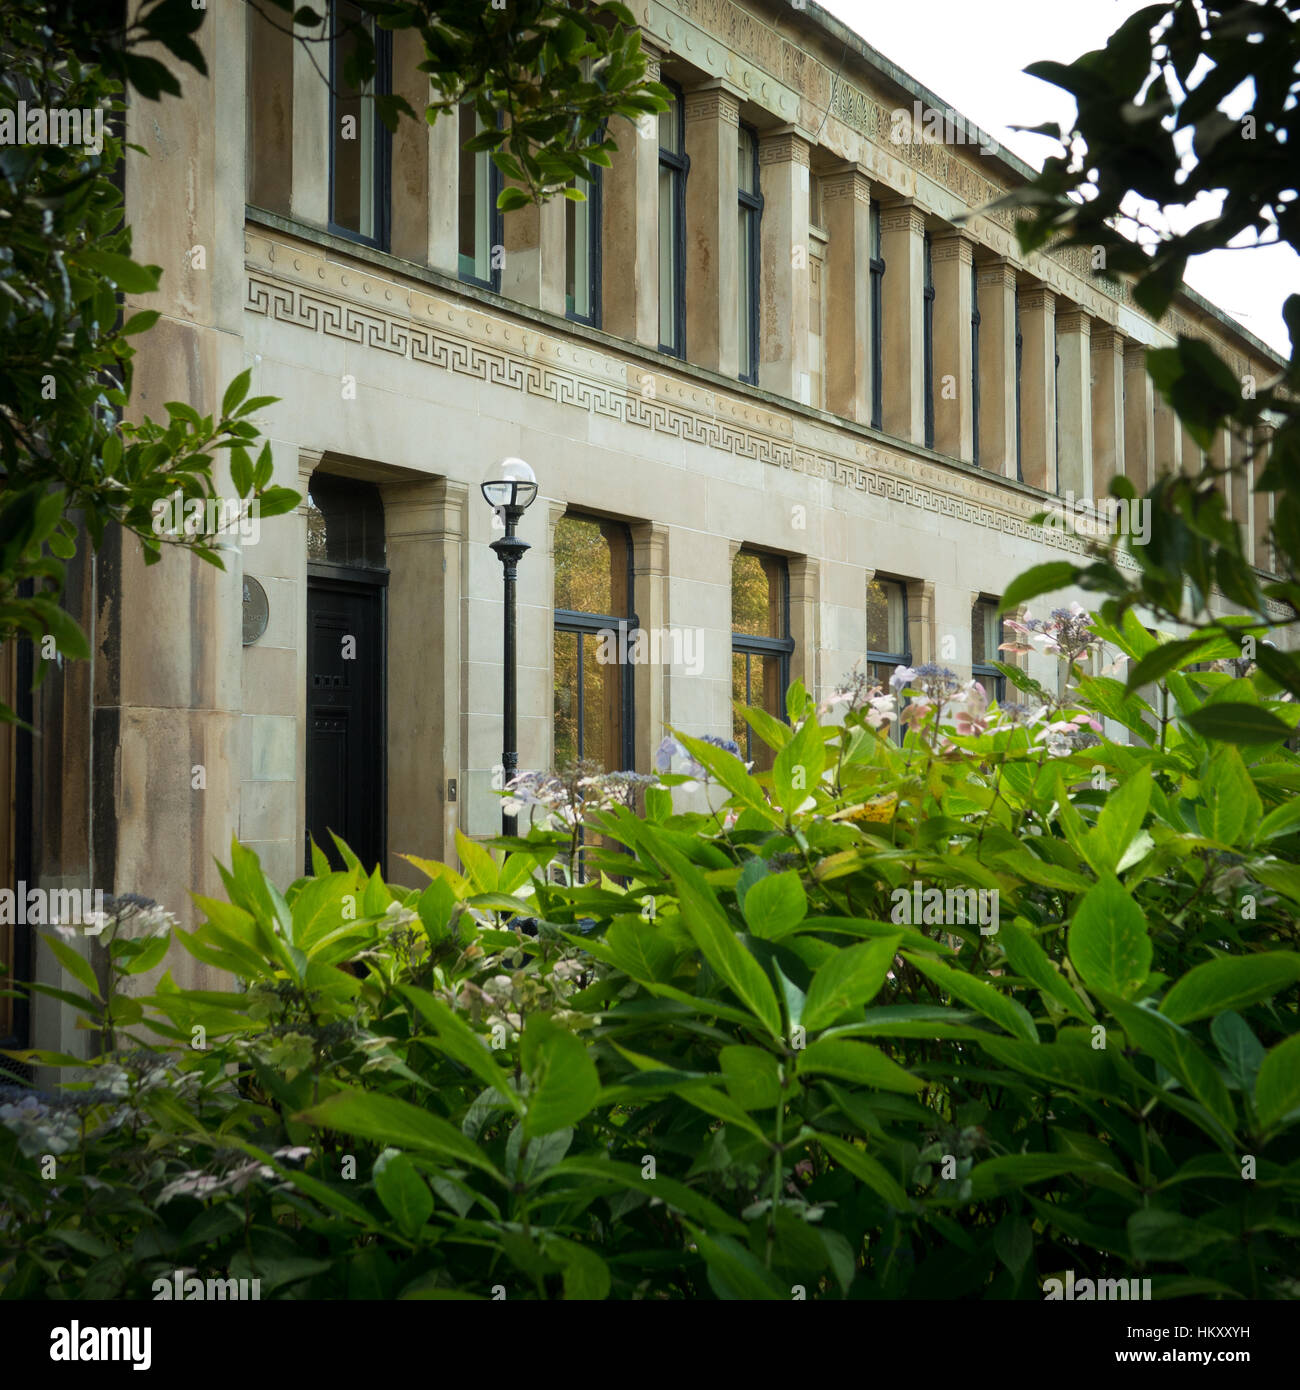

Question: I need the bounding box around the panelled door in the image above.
[305,564,386,873]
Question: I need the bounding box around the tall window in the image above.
[553,515,635,774]
[658,83,688,357]
[867,577,910,742]
[458,103,502,289]
[737,124,762,385]
[972,599,1005,704]
[923,232,935,450]
[731,550,794,769]
[1054,331,1061,492]
[565,165,602,325]
[971,261,981,466]
[329,0,391,248]
[869,204,885,430]
[1014,287,1023,483]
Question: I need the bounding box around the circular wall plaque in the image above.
[242,575,269,645]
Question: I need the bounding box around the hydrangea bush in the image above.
[2,610,1299,1300]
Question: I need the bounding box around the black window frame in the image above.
[552,514,637,775]
[457,103,504,293]
[737,122,763,386]
[657,81,689,360]
[971,260,981,466]
[565,163,603,327]
[731,550,795,764]
[326,0,392,252]
[923,231,935,450]
[866,576,911,745]
[870,204,885,430]
[972,598,1006,704]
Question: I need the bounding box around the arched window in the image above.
[553,514,635,772]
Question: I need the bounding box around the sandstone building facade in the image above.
[1,0,1289,1055]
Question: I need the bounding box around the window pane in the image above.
[737,205,753,378]
[458,104,490,282]
[305,474,386,568]
[731,551,781,637]
[566,186,592,319]
[658,90,680,154]
[737,126,756,195]
[972,601,1000,665]
[331,1,374,238]
[554,630,579,766]
[658,166,677,349]
[732,650,749,750]
[867,579,905,654]
[581,630,620,770]
[554,515,625,616]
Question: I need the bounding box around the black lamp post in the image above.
[482,457,538,836]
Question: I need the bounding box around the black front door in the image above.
[306,565,386,873]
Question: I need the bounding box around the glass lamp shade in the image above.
[481,457,538,512]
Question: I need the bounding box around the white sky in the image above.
[818,0,1298,359]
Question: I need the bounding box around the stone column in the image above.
[390,28,430,264]
[878,198,927,444]
[758,128,813,402]
[1208,423,1232,512]
[291,11,329,226]
[1055,307,1092,499]
[428,110,459,274]
[1153,390,1182,480]
[1230,428,1252,534]
[501,175,565,314]
[379,478,466,880]
[1181,420,1204,477]
[905,579,936,666]
[1123,342,1155,493]
[820,164,872,425]
[930,230,975,462]
[1090,326,1126,496]
[684,82,741,377]
[631,522,669,773]
[975,258,1018,478]
[602,43,662,346]
[789,557,821,699]
[1018,283,1056,492]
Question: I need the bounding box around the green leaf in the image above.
[998,562,1080,613]
[968,1154,1103,1198]
[220,367,253,417]
[1211,1012,1266,1093]
[543,1157,747,1236]
[373,1149,433,1238]
[81,249,161,294]
[1067,874,1152,1000]
[42,933,101,1000]
[903,953,1039,1043]
[741,871,806,939]
[522,1014,600,1138]
[772,711,825,817]
[813,1131,910,1208]
[695,1231,787,1300]
[1084,766,1152,874]
[801,936,899,1032]
[655,841,782,1039]
[547,1236,611,1300]
[299,1087,503,1179]
[998,920,1092,1021]
[1255,1033,1300,1131]
[398,985,523,1113]
[1200,744,1261,845]
[1160,953,1300,1025]
[1184,704,1292,745]
[795,1037,921,1093]
[1128,1208,1230,1263]
[603,917,677,983]
[718,1044,782,1109]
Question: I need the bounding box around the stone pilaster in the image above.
[758,129,813,401]
[1123,342,1155,493]
[1090,326,1126,496]
[820,165,872,425]
[930,230,975,462]
[1017,282,1056,492]
[1055,307,1092,499]
[878,198,927,445]
[975,258,1018,478]
[1153,388,1182,480]
[684,83,741,376]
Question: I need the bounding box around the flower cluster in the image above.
[157,1146,312,1206]
[1000,603,1099,666]
[59,892,179,944]
[819,665,898,730]
[655,734,748,784]
[503,761,658,828]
